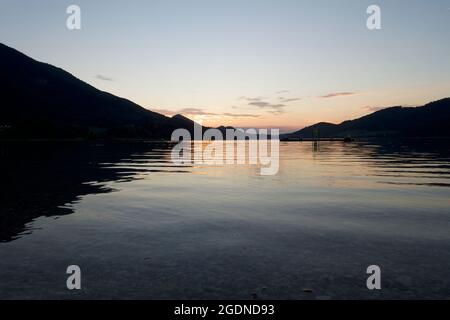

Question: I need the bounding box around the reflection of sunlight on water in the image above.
[101,140,279,178]
[96,140,450,189]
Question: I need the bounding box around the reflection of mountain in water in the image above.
[0,142,178,242]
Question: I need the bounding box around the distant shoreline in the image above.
[0,138,170,143]
[1,136,450,143]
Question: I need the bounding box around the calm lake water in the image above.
[1,140,450,299]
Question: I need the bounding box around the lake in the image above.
[0,140,449,299]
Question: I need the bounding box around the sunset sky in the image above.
[1,0,449,132]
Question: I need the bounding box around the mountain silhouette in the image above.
[172,114,197,126]
[284,98,450,139]
[2,43,449,140]
[0,43,197,139]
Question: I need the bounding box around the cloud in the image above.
[238,96,265,102]
[279,97,301,103]
[152,108,177,116]
[223,113,260,118]
[276,90,289,94]
[153,107,260,118]
[95,74,114,81]
[362,106,386,112]
[248,101,287,115]
[153,108,216,116]
[319,92,356,98]
[248,101,270,108]
[237,95,290,115]
[177,108,217,116]
[266,109,286,115]
[248,101,285,109]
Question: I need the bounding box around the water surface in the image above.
[1,140,449,299]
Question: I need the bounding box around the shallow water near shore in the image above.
[1,139,450,299]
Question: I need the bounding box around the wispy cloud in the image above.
[152,108,176,116]
[362,106,386,112]
[95,74,114,81]
[153,107,260,118]
[248,101,284,109]
[177,108,217,116]
[248,101,287,115]
[223,112,260,118]
[266,109,287,115]
[153,107,214,117]
[275,90,289,94]
[279,97,301,103]
[236,95,289,115]
[238,96,265,102]
[319,92,356,98]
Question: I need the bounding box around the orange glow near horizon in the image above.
[148,84,450,132]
